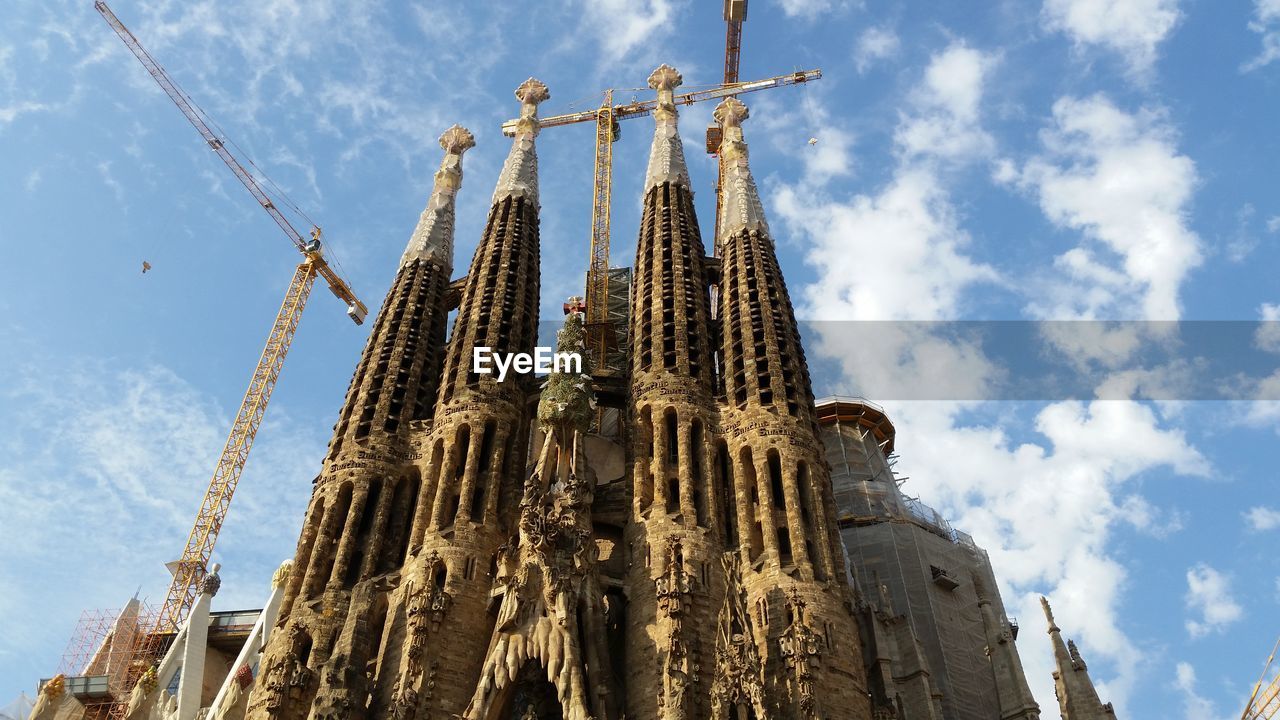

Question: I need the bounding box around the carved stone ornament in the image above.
[494,78,549,205]
[709,554,768,720]
[713,96,770,240]
[780,588,823,718]
[403,125,474,268]
[201,567,222,597]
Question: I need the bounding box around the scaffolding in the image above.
[49,601,159,715]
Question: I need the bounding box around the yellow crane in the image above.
[94,1,368,710]
[1243,636,1280,719]
[503,68,821,374]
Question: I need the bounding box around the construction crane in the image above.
[1243,636,1280,719]
[93,1,368,710]
[504,68,820,376]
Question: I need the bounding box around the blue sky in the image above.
[1,0,1279,715]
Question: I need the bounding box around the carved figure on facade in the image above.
[461,308,619,720]
[709,554,769,720]
[780,588,823,718]
[388,553,452,718]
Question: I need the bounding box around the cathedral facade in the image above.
[225,66,1044,720]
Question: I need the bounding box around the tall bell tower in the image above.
[713,96,873,719]
[246,123,474,720]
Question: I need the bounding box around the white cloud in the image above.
[1041,0,1183,77]
[896,43,997,162]
[854,25,900,73]
[1243,305,1280,429]
[1244,0,1280,71]
[1184,563,1244,637]
[890,398,1207,714]
[96,160,125,203]
[23,169,41,192]
[1120,494,1184,538]
[1245,506,1280,531]
[1174,662,1230,720]
[577,0,679,64]
[0,100,50,126]
[780,168,996,322]
[774,42,1001,396]
[1228,203,1259,263]
[779,41,999,320]
[1011,95,1200,320]
[774,0,840,20]
[1257,303,1280,352]
[769,33,1205,718]
[0,355,321,686]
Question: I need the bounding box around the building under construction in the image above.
[28,61,1135,720]
[23,5,1136,718]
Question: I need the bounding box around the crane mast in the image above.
[1243,636,1280,719]
[586,91,620,371]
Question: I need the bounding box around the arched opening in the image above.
[292,626,314,668]
[344,480,382,588]
[741,447,762,561]
[449,424,470,524]
[777,526,793,566]
[666,476,680,515]
[311,482,352,598]
[380,469,420,573]
[637,406,654,509]
[434,562,448,593]
[499,661,564,720]
[471,420,497,519]
[691,419,706,527]
[767,450,785,510]
[716,441,736,546]
[664,409,679,465]
[290,497,325,602]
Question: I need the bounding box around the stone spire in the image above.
[1041,597,1118,719]
[492,77,549,206]
[247,125,470,720]
[713,95,871,719]
[625,63,722,720]
[713,96,768,241]
[373,79,550,719]
[401,125,475,269]
[974,576,1040,720]
[644,63,690,190]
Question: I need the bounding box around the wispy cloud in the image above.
[1243,0,1280,71]
[1174,662,1234,720]
[0,352,321,684]
[1184,563,1244,637]
[854,25,901,73]
[1041,0,1183,79]
[771,0,855,20]
[96,160,125,203]
[1005,94,1200,321]
[1244,506,1280,531]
